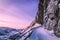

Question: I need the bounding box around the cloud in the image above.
[0,14,32,29]
[0,0,38,29]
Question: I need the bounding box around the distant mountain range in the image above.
[0,27,22,40]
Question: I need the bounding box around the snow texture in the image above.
[0,27,60,40]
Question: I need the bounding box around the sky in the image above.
[0,0,38,29]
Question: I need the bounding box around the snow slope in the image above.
[29,27,60,40]
[0,27,60,40]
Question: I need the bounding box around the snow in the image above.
[29,27,60,40]
[0,27,60,40]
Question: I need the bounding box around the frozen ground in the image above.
[29,27,60,40]
[0,27,60,40]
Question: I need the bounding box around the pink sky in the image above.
[0,0,38,29]
[0,14,32,29]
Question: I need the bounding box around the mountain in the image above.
[0,27,22,40]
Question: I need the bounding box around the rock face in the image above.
[36,0,60,37]
[44,0,60,37]
[35,0,44,25]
